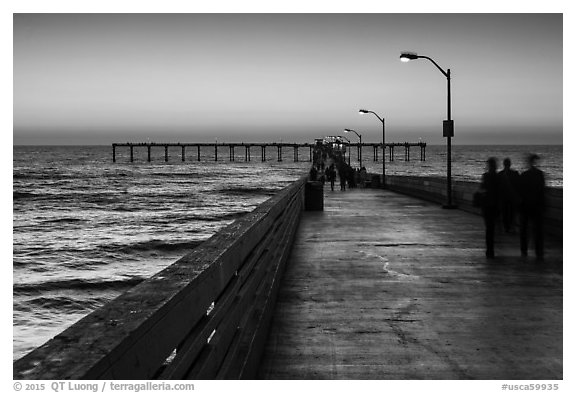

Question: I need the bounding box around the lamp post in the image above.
[340,135,351,165]
[400,52,455,208]
[359,109,385,188]
[344,128,362,168]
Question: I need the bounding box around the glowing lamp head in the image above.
[400,52,419,62]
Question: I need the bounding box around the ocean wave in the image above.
[126,239,204,252]
[151,172,216,178]
[187,211,248,222]
[13,191,40,200]
[19,295,110,313]
[111,205,140,212]
[43,218,87,224]
[217,186,279,196]
[97,239,204,255]
[13,277,144,295]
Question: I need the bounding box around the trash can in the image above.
[371,175,381,188]
[305,181,324,211]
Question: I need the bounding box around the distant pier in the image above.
[111,142,427,163]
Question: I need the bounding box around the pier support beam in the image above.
[245,146,251,162]
[390,146,394,162]
[164,145,168,162]
[294,146,299,162]
[277,145,282,162]
[148,146,151,162]
[309,146,313,162]
[215,145,218,161]
[229,145,235,161]
[112,145,116,163]
[262,146,266,162]
[197,145,201,161]
[130,146,134,162]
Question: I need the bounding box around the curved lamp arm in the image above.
[400,52,449,79]
[359,109,383,124]
[417,55,449,78]
[344,128,361,139]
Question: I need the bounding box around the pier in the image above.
[259,185,562,379]
[13,175,562,380]
[111,142,427,163]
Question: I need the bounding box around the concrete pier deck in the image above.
[259,186,562,379]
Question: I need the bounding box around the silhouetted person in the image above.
[309,166,318,181]
[481,157,499,259]
[346,165,356,188]
[359,167,368,188]
[519,154,546,261]
[338,165,347,191]
[498,158,521,233]
[326,164,336,191]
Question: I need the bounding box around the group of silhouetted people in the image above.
[479,154,545,261]
[310,160,368,192]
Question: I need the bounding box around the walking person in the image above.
[519,154,546,261]
[338,164,347,191]
[359,166,368,188]
[325,164,336,191]
[498,158,521,233]
[309,165,318,181]
[480,157,499,259]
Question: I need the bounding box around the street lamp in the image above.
[359,109,386,187]
[400,51,455,208]
[340,135,351,165]
[344,128,362,168]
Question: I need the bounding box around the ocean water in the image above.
[12,144,562,361]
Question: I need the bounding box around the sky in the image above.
[12,12,563,145]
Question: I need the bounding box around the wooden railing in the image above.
[381,175,562,239]
[14,176,309,380]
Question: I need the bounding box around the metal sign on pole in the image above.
[443,120,454,138]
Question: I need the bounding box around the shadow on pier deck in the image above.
[259,186,562,379]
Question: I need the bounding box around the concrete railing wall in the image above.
[381,175,562,239]
[14,176,308,380]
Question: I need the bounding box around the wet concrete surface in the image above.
[258,186,562,379]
